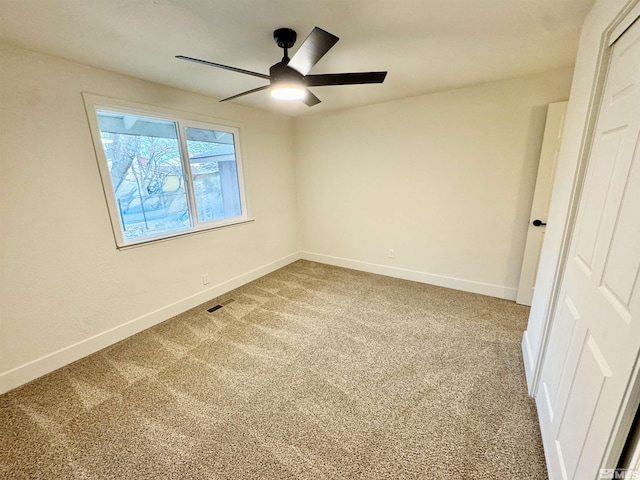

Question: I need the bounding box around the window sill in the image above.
[116,218,255,250]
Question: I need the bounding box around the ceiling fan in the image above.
[176,27,387,107]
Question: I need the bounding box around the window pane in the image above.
[97,111,190,241]
[186,127,242,222]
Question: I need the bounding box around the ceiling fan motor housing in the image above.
[269,62,304,87]
[269,59,304,81]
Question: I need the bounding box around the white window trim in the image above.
[82,93,251,249]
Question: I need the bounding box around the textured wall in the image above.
[294,68,574,299]
[0,44,299,391]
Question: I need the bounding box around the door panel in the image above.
[556,334,612,478]
[540,295,580,422]
[537,17,640,480]
[609,29,640,104]
[601,138,640,310]
[574,127,625,270]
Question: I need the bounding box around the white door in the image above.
[536,17,640,480]
[517,101,568,306]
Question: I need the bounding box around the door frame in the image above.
[516,101,568,306]
[531,0,640,470]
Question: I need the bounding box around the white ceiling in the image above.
[0,0,595,117]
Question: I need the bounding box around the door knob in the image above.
[533,219,547,227]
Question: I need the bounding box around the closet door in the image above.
[536,17,640,480]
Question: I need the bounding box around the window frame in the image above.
[83,93,251,249]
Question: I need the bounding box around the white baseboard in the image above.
[0,252,300,395]
[300,251,518,300]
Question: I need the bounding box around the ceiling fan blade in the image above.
[288,27,339,76]
[219,85,270,102]
[176,55,270,80]
[303,90,321,107]
[305,71,388,87]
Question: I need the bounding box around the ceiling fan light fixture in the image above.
[271,84,306,100]
[270,62,306,100]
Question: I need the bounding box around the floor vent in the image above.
[207,298,235,313]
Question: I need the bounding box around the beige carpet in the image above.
[0,260,547,479]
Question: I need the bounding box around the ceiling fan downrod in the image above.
[273,28,297,62]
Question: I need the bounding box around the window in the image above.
[83,95,249,247]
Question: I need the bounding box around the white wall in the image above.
[295,69,573,299]
[522,0,633,390]
[0,44,299,393]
